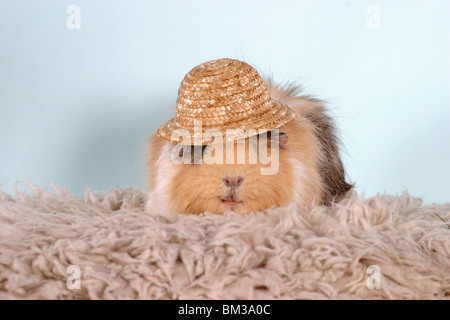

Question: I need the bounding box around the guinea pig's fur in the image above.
[145,80,352,216]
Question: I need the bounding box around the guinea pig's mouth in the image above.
[221,195,242,206]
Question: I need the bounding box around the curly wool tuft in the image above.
[0,181,449,299]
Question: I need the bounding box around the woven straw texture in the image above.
[157,58,297,145]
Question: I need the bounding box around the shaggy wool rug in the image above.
[0,181,449,300]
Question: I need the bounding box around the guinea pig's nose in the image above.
[222,176,244,187]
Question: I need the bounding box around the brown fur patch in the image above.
[267,79,353,205]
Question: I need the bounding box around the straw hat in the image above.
[157,58,298,145]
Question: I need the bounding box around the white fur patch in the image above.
[288,158,307,206]
[145,143,177,217]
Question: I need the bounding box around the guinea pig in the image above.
[144,79,352,216]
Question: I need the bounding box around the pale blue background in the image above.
[1,0,449,203]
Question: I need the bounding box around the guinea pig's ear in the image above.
[278,132,289,147]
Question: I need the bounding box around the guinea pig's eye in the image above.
[188,145,207,163]
[189,145,207,154]
[178,146,208,163]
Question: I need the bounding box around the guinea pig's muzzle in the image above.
[221,176,243,206]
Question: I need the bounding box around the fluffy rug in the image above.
[0,182,449,300]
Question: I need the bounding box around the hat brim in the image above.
[156,100,298,145]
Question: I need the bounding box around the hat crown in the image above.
[174,58,273,129]
[187,58,256,82]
